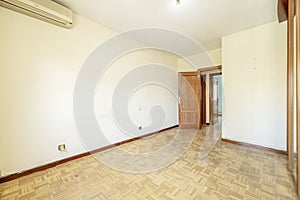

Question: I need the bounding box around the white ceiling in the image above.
[55,0,278,50]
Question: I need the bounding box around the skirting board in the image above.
[221,138,287,155]
[0,125,178,184]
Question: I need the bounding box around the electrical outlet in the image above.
[58,144,66,152]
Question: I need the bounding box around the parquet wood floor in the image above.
[0,125,297,199]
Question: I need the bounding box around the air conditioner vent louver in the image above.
[0,0,73,29]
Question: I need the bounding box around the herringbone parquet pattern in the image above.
[0,124,297,199]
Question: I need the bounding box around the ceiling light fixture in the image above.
[176,0,180,5]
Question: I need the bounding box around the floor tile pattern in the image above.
[0,125,297,199]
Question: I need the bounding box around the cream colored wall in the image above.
[177,48,222,72]
[0,7,179,176]
[95,49,179,144]
[222,21,287,150]
[0,7,115,176]
[207,48,222,67]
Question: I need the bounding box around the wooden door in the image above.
[210,76,219,125]
[178,72,201,129]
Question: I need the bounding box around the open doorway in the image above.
[178,66,222,129]
[210,74,222,125]
[198,66,222,126]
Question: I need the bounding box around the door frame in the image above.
[209,75,220,125]
[295,0,300,196]
[198,65,222,125]
[284,0,300,196]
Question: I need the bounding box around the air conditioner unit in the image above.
[0,0,73,28]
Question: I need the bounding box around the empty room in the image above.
[1,0,300,199]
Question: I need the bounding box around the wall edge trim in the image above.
[0,125,178,184]
[221,138,287,155]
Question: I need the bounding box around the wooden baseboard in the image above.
[0,125,178,184]
[221,138,287,155]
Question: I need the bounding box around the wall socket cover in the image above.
[58,144,66,151]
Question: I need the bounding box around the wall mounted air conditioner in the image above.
[0,0,73,28]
